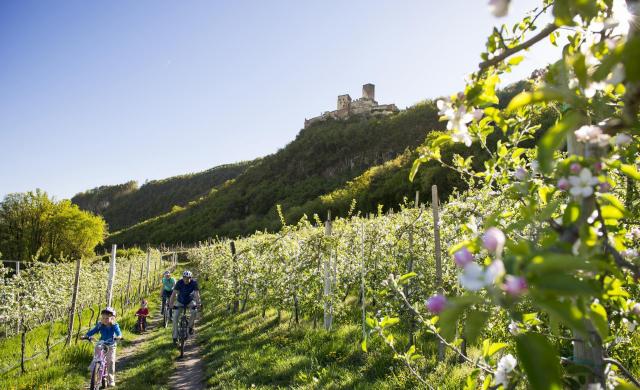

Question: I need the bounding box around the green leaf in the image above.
[600,205,624,221]
[563,202,581,225]
[620,163,640,180]
[623,36,640,82]
[465,311,489,344]
[398,272,417,285]
[508,56,524,65]
[516,333,563,390]
[589,301,609,339]
[361,338,367,352]
[439,296,481,341]
[380,317,400,328]
[537,112,582,173]
[409,158,423,182]
[463,369,480,390]
[553,0,574,26]
[432,134,453,148]
[531,274,598,296]
[366,317,377,329]
[482,340,508,360]
[527,253,601,275]
[599,194,627,214]
[534,297,587,333]
[506,88,566,112]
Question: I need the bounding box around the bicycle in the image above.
[162,295,172,328]
[82,337,115,390]
[175,304,197,357]
[135,313,146,333]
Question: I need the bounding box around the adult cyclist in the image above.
[160,271,176,315]
[168,270,201,344]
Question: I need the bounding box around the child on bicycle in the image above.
[82,307,122,387]
[135,299,149,332]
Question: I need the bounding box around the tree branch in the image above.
[603,358,640,387]
[479,24,558,71]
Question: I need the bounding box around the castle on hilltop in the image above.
[304,83,399,128]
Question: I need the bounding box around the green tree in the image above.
[0,190,106,261]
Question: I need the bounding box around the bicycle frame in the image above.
[86,339,112,390]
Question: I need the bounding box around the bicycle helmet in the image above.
[182,270,193,278]
[163,271,171,276]
[102,307,116,316]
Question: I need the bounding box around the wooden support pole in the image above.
[106,244,117,307]
[360,222,366,340]
[137,262,144,300]
[230,241,239,313]
[432,185,445,360]
[323,211,333,331]
[125,262,133,305]
[145,249,151,295]
[66,257,82,346]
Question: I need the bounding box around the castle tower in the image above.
[337,94,352,111]
[362,83,375,100]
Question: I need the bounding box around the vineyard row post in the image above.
[65,257,81,346]
[432,185,445,360]
[404,190,419,345]
[144,248,151,295]
[230,241,239,313]
[106,244,117,308]
[323,211,333,331]
[126,262,133,305]
[360,221,366,340]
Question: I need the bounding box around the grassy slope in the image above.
[196,283,476,389]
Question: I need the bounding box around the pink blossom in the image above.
[599,181,611,193]
[503,275,528,296]
[426,294,447,314]
[570,163,582,174]
[454,247,474,268]
[483,227,506,253]
[558,178,570,191]
[632,303,640,316]
[593,161,603,173]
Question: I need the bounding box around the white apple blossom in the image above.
[508,321,522,336]
[459,263,486,291]
[485,260,505,284]
[614,133,632,146]
[568,168,600,198]
[494,354,517,387]
[574,125,611,147]
[437,98,474,147]
[488,0,509,17]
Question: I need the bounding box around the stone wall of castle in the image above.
[304,83,399,128]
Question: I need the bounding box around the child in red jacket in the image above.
[135,299,149,332]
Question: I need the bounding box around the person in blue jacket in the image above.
[83,307,123,387]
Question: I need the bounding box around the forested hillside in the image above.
[72,162,251,231]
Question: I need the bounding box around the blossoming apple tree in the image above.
[397,0,640,388]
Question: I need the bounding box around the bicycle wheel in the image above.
[179,337,185,357]
[90,361,102,390]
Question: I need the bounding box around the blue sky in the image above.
[0,0,557,200]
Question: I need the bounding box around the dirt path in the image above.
[167,321,205,390]
[116,314,159,369]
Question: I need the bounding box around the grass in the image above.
[197,284,476,389]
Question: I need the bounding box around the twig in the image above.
[377,328,434,389]
[603,358,640,387]
[594,201,640,280]
[389,282,494,374]
[479,24,558,71]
